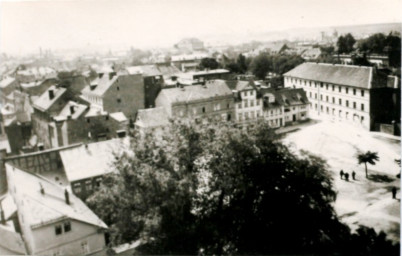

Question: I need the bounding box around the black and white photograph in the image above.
[0,0,401,255]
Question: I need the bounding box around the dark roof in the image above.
[261,88,309,109]
[284,62,375,89]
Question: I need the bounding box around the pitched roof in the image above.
[81,73,118,96]
[110,112,127,122]
[59,139,128,182]
[126,65,161,77]
[159,80,233,104]
[0,225,26,255]
[283,63,374,89]
[0,76,16,88]
[32,86,67,112]
[261,88,309,108]
[136,107,170,128]
[54,101,88,121]
[5,164,107,229]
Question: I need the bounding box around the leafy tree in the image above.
[199,58,219,70]
[250,53,271,79]
[357,151,380,178]
[337,33,356,54]
[225,62,241,73]
[88,121,397,255]
[237,54,248,73]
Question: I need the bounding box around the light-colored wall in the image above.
[32,220,105,256]
[284,76,370,129]
[235,89,263,123]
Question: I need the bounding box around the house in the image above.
[5,163,108,255]
[0,77,20,102]
[301,48,322,60]
[155,80,235,123]
[81,71,144,119]
[59,139,128,201]
[20,78,58,97]
[171,53,208,72]
[283,62,399,131]
[32,86,70,148]
[135,107,170,137]
[226,80,263,127]
[179,69,230,85]
[261,88,309,126]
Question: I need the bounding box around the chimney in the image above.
[98,73,104,79]
[64,189,70,205]
[40,183,45,195]
[48,89,54,100]
[90,84,97,90]
[109,72,116,80]
[70,106,75,115]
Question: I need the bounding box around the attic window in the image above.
[117,86,120,91]
[117,98,121,103]
[64,221,71,232]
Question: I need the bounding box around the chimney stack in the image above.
[70,106,75,115]
[64,189,70,205]
[48,89,54,100]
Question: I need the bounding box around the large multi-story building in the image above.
[5,163,108,255]
[155,80,235,123]
[283,63,399,130]
[226,80,263,126]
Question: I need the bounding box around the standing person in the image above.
[392,187,397,199]
[352,171,356,180]
[340,170,344,180]
[344,173,349,181]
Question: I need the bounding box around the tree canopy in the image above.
[250,53,304,79]
[199,58,220,70]
[337,33,356,54]
[88,121,398,255]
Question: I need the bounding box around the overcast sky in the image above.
[1,0,401,55]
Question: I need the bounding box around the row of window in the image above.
[314,104,365,122]
[242,90,255,97]
[238,111,262,121]
[73,177,102,194]
[179,103,232,117]
[55,221,71,235]
[310,93,366,111]
[238,99,261,109]
[289,77,366,97]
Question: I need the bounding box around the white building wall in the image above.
[235,89,263,124]
[284,76,371,129]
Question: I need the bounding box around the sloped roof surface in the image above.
[159,79,233,104]
[5,164,108,229]
[81,73,118,96]
[0,225,26,255]
[283,63,373,89]
[32,86,66,112]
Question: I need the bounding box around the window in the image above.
[81,241,90,254]
[320,82,323,88]
[309,92,312,97]
[250,90,253,96]
[85,180,92,191]
[244,101,248,108]
[314,104,317,110]
[256,100,260,106]
[346,112,349,119]
[326,96,328,102]
[353,89,356,95]
[346,88,349,94]
[244,91,247,96]
[320,95,323,100]
[227,103,230,108]
[227,113,231,121]
[314,93,317,99]
[238,103,242,109]
[346,100,349,107]
[361,90,365,97]
[320,105,323,111]
[202,107,205,113]
[117,86,120,91]
[339,98,342,105]
[117,98,121,103]
[326,84,328,90]
[309,81,311,87]
[64,221,71,232]
[332,97,335,103]
[353,102,356,109]
[87,118,90,123]
[339,110,342,117]
[361,103,364,111]
[339,86,342,92]
[238,113,243,121]
[326,107,329,113]
[55,225,62,235]
[73,183,81,194]
[332,85,334,91]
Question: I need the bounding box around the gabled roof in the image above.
[54,101,88,121]
[136,107,169,128]
[261,88,309,108]
[283,63,374,89]
[32,86,67,112]
[0,225,26,255]
[5,164,107,229]
[59,139,128,182]
[81,73,118,96]
[110,112,127,122]
[158,80,233,104]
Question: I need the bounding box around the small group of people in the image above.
[340,170,356,181]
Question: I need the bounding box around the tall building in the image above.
[283,63,399,131]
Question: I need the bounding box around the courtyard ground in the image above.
[282,119,401,242]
